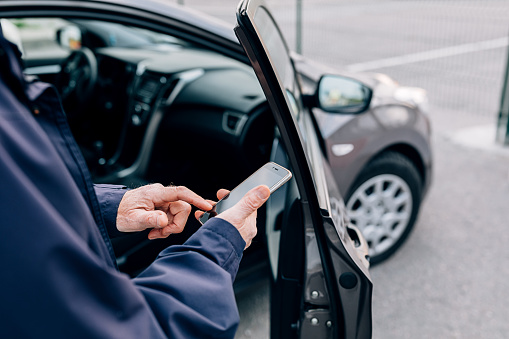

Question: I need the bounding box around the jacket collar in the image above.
[0,34,29,103]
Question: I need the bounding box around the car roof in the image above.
[2,0,239,43]
[2,0,377,88]
[107,0,237,40]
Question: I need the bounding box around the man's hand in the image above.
[196,185,271,249]
[117,184,212,240]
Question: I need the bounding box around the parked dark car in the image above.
[1,0,431,337]
[5,5,431,267]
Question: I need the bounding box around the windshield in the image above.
[72,20,188,48]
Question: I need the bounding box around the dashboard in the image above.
[68,44,274,198]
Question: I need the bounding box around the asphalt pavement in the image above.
[173,1,509,338]
[370,108,509,338]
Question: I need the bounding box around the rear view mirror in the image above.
[56,25,82,50]
[311,75,372,114]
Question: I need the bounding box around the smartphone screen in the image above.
[199,162,292,224]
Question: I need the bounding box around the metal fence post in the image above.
[296,0,302,54]
[496,44,509,145]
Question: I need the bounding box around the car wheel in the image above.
[345,151,422,264]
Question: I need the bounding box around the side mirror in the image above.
[307,75,372,114]
[56,25,82,50]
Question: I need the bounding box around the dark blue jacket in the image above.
[0,33,245,338]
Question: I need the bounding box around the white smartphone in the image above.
[199,162,292,224]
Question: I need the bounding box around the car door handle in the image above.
[347,224,370,264]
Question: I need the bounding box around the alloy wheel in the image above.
[346,174,413,258]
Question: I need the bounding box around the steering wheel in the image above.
[57,47,98,112]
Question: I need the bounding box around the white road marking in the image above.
[346,37,509,72]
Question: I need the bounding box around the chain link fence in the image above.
[173,0,509,118]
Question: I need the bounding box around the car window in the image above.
[4,18,69,60]
[71,19,190,48]
[253,7,303,120]
[6,18,191,63]
[249,5,324,174]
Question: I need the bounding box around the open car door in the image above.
[234,1,373,338]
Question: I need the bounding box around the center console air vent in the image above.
[136,75,161,104]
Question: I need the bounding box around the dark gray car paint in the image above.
[292,52,432,199]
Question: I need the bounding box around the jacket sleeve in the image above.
[0,153,245,339]
[94,183,128,239]
[0,121,246,338]
[133,218,245,338]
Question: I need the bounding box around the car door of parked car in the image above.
[235,1,373,338]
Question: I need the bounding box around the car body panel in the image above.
[292,52,432,199]
[315,104,432,197]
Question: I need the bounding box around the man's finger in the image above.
[152,185,212,211]
[168,201,191,232]
[148,228,165,240]
[195,210,205,220]
[232,185,270,220]
[129,209,168,230]
[216,189,230,200]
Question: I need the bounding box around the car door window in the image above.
[250,6,327,198]
[4,18,70,63]
[253,7,303,120]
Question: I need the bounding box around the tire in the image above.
[345,151,422,265]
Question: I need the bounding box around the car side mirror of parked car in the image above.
[305,75,373,114]
[56,25,82,50]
